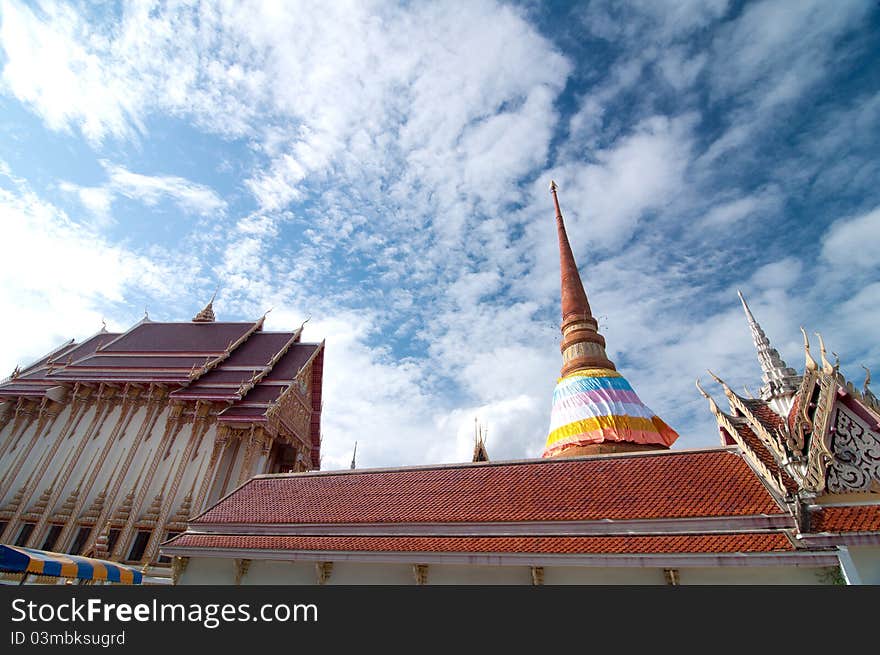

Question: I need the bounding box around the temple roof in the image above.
[190,448,784,526]
[166,532,795,556]
[162,447,840,563]
[0,313,324,465]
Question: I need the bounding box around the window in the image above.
[157,532,181,564]
[40,524,63,551]
[69,526,92,555]
[107,529,121,555]
[126,530,151,562]
[14,523,35,546]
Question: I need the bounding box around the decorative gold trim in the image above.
[315,561,333,584]
[530,566,544,585]
[663,568,680,585]
[171,556,189,585]
[412,564,428,585]
[233,558,250,585]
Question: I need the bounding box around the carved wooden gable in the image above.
[827,402,880,494]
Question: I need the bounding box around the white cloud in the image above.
[0,168,177,373]
[821,206,880,271]
[59,162,226,221]
[103,162,226,216]
[700,186,783,228]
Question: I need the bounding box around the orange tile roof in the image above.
[166,532,794,554]
[811,505,880,533]
[194,449,785,525]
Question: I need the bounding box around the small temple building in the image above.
[159,182,880,585]
[0,302,324,583]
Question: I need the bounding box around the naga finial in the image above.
[862,365,872,395]
[814,333,834,375]
[801,327,817,372]
[696,378,721,416]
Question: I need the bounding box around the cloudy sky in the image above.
[0,0,878,469]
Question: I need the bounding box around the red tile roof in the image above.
[730,420,797,494]
[165,532,794,554]
[194,449,785,525]
[810,505,880,533]
[741,398,786,433]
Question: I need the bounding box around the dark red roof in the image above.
[166,532,794,555]
[98,321,257,353]
[194,449,785,525]
[810,505,880,533]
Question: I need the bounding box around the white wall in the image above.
[176,558,838,585]
[845,546,880,584]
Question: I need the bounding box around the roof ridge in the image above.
[250,445,740,480]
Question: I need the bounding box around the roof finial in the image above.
[862,365,871,396]
[192,291,217,322]
[100,318,107,333]
[737,290,800,401]
[11,364,20,379]
[472,417,490,462]
[550,179,614,375]
[350,441,357,470]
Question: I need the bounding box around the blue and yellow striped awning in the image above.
[0,545,142,584]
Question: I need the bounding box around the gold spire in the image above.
[192,290,217,323]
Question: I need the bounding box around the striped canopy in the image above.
[544,368,679,457]
[0,545,143,584]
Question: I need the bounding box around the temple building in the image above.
[0,303,324,583]
[161,183,880,585]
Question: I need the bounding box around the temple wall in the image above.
[173,558,837,585]
[0,396,266,570]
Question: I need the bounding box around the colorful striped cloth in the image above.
[0,544,143,584]
[543,368,678,457]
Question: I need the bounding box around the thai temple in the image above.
[2,182,879,585]
[0,303,324,584]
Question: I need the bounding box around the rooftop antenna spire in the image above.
[736,290,800,401]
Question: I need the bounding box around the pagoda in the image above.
[543,181,679,457]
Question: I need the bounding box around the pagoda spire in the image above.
[550,181,615,375]
[737,291,800,407]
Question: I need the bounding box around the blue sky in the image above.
[0,0,878,469]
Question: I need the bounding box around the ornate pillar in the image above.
[141,403,215,564]
[109,404,186,560]
[53,387,142,552]
[193,426,229,514]
[81,387,167,555]
[26,386,119,548]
